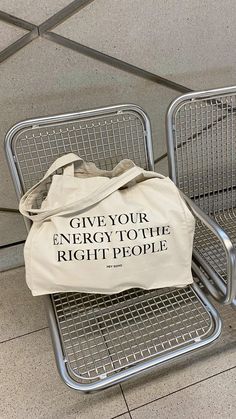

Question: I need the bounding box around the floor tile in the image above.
[122,303,236,409]
[0,266,47,342]
[0,20,27,51]
[0,328,128,419]
[0,211,26,245]
[130,367,236,419]
[0,0,72,25]
[155,156,168,176]
[0,242,24,271]
[55,0,236,90]
[115,414,131,419]
[0,37,176,209]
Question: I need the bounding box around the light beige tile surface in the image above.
[0,211,26,245]
[0,20,27,51]
[0,328,128,419]
[0,37,175,210]
[131,367,236,419]
[155,156,168,176]
[0,0,72,25]
[0,242,24,271]
[117,414,131,419]
[0,266,47,342]
[122,303,236,409]
[55,0,236,90]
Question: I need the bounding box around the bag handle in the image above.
[19,153,152,222]
[42,153,83,179]
[19,153,82,218]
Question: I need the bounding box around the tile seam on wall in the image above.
[125,364,236,414]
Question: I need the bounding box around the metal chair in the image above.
[5,104,221,391]
[167,86,236,306]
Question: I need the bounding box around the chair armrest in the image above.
[180,192,236,305]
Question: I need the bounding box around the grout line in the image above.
[0,28,39,63]
[111,412,132,419]
[0,0,94,64]
[154,152,168,165]
[120,385,132,418]
[43,32,192,94]
[0,240,25,250]
[0,0,192,98]
[0,10,37,31]
[0,207,20,213]
[127,364,236,414]
[0,326,48,345]
[38,0,95,34]
[0,4,191,96]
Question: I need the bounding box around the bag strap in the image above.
[19,154,151,222]
[42,153,83,179]
[19,153,82,219]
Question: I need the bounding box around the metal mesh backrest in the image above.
[8,106,152,196]
[168,92,236,215]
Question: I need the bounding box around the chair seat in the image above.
[51,284,219,388]
[5,104,222,391]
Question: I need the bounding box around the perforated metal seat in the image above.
[5,104,221,391]
[167,87,236,306]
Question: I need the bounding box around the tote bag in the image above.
[19,153,195,296]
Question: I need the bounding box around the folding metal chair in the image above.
[167,86,236,307]
[5,104,221,391]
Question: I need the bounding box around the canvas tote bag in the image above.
[19,153,195,296]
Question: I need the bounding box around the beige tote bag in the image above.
[19,153,195,296]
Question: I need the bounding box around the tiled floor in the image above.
[0,266,236,418]
[0,0,72,25]
[0,20,27,51]
[1,2,236,417]
[1,0,236,246]
[54,0,236,89]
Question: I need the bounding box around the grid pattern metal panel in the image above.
[173,94,236,215]
[13,111,148,192]
[52,287,213,383]
[194,209,236,281]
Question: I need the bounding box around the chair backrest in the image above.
[166,86,236,215]
[5,104,154,203]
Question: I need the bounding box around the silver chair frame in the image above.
[5,104,221,391]
[167,86,236,306]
